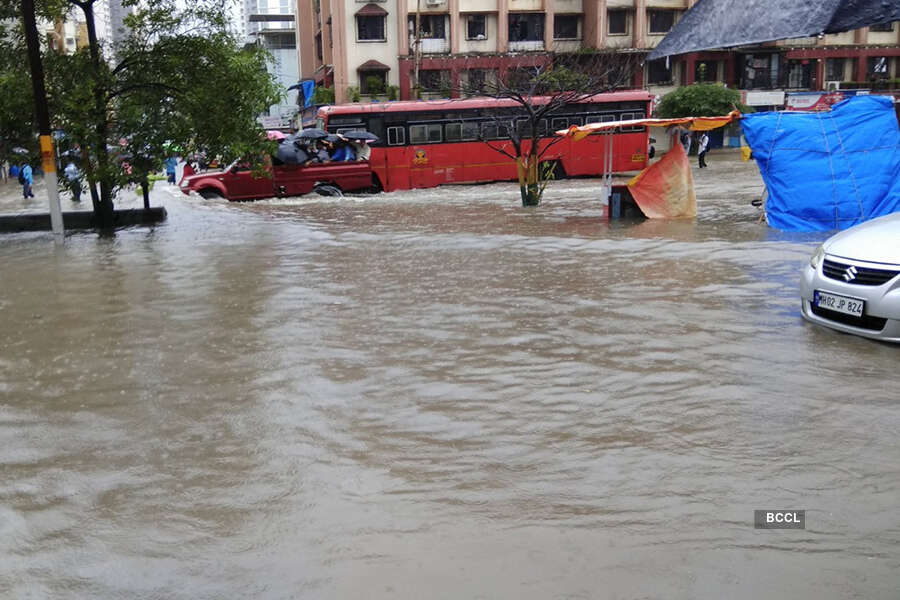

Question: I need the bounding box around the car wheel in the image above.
[314,184,343,197]
[198,189,224,200]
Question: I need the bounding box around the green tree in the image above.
[655,82,752,118]
[0,10,37,163]
[4,0,282,227]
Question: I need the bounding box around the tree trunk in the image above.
[516,156,541,206]
[76,0,116,228]
[141,179,150,209]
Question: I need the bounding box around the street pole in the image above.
[21,0,64,239]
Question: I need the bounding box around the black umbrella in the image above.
[276,143,309,165]
[649,0,900,59]
[341,130,379,143]
[296,128,329,140]
[11,146,28,155]
[325,134,341,143]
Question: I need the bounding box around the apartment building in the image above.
[297,0,900,107]
[246,0,301,125]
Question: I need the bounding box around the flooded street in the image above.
[1,151,899,599]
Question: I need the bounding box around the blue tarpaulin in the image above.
[740,95,900,232]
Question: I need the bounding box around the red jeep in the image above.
[179,159,376,201]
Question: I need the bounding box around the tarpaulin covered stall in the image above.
[558,112,740,218]
[741,95,900,232]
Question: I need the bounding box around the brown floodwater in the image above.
[1,153,899,599]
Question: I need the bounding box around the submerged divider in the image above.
[0,207,167,233]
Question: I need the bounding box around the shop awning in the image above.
[557,112,741,141]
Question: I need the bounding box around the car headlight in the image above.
[809,244,825,269]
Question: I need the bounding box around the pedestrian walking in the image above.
[697,132,710,168]
[680,129,692,155]
[64,160,82,202]
[164,156,177,184]
[21,163,34,198]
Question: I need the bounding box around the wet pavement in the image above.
[1,150,899,599]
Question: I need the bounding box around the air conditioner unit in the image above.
[825,80,841,91]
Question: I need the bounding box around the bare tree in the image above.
[452,50,641,206]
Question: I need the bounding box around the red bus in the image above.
[316,90,652,193]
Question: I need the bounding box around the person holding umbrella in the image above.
[21,160,35,198]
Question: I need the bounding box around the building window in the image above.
[509,13,544,42]
[360,71,386,95]
[648,10,676,34]
[357,15,386,41]
[410,14,446,39]
[870,21,894,32]
[608,10,627,35]
[464,68,496,94]
[825,58,845,81]
[694,61,718,83]
[785,60,812,89]
[868,56,889,78]
[647,59,671,84]
[315,32,323,60]
[466,14,486,40]
[554,15,579,40]
[419,69,451,93]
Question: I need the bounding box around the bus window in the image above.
[481,122,498,140]
[410,123,442,144]
[367,117,385,144]
[461,121,480,141]
[387,126,405,146]
[445,122,462,141]
[551,117,568,131]
[620,112,644,132]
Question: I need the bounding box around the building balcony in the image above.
[508,40,544,52]
[417,37,450,53]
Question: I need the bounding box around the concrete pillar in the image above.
[296,0,316,79]
[684,53,696,84]
[815,58,824,90]
[399,0,409,55]
[582,0,601,49]
[498,0,508,52]
[544,0,555,51]
[855,54,867,82]
[450,0,460,54]
[633,0,646,49]
[330,0,349,104]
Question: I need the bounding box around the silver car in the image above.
[801,212,900,342]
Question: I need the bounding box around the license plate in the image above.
[814,290,865,317]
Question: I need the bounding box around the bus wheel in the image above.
[314,184,343,197]
[541,161,565,180]
[198,189,224,200]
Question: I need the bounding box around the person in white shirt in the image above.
[350,139,371,161]
[697,132,710,168]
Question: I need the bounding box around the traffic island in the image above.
[0,207,167,233]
